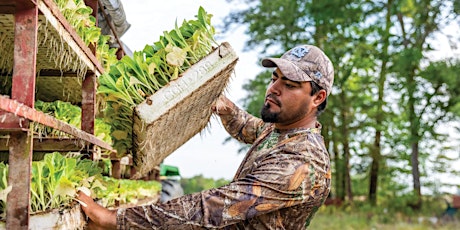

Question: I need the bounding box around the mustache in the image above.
[265,94,281,106]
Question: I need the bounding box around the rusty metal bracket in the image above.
[0,95,115,152]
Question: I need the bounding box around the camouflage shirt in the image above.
[117,106,331,229]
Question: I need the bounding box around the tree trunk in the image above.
[406,56,422,208]
[369,0,393,206]
[409,99,422,209]
[344,139,353,202]
[340,91,353,202]
[325,111,344,200]
[333,132,344,200]
[411,141,422,209]
[369,134,380,205]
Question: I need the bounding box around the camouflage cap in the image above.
[261,45,334,96]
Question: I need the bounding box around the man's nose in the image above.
[267,81,281,95]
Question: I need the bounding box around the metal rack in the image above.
[0,0,115,228]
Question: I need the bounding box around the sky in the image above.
[118,0,264,180]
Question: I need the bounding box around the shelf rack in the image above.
[0,0,115,228]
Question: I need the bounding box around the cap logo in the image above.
[289,47,309,59]
[314,71,322,79]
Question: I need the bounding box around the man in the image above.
[77,44,334,229]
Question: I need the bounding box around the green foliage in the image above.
[180,174,230,194]
[419,59,460,118]
[96,177,161,208]
[34,100,81,137]
[350,174,370,197]
[34,100,112,144]
[54,0,118,70]
[0,163,9,219]
[0,153,160,218]
[28,152,104,213]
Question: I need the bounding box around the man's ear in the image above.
[313,89,327,107]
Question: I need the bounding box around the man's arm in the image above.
[116,146,330,228]
[212,95,265,144]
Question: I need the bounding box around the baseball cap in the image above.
[261,45,334,96]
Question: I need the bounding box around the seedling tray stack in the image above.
[132,42,238,178]
[0,5,104,104]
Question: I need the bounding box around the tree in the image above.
[366,0,393,206]
[387,0,460,209]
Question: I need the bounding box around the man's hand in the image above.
[77,191,117,229]
[212,95,235,116]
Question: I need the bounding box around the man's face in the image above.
[261,68,315,127]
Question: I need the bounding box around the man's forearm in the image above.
[87,206,117,229]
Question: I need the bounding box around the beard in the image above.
[260,94,309,124]
[260,103,280,123]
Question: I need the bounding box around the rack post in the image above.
[81,0,98,159]
[6,2,38,229]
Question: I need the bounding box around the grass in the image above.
[308,205,460,230]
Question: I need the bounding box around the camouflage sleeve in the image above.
[116,143,331,229]
[218,104,265,144]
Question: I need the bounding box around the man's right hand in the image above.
[77,191,118,229]
[212,95,235,116]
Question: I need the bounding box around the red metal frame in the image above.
[6,2,38,228]
[81,0,98,138]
